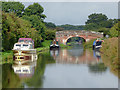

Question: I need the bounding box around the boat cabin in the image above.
[13,38,34,50]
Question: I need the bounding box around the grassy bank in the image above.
[2,51,13,64]
[60,43,72,48]
[100,37,119,78]
[83,39,96,49]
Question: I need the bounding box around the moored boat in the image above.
[12,38,37,65]
[50,40,59,49]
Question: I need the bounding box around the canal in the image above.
[2,45,118,88]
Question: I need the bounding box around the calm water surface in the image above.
[2,45,118,88]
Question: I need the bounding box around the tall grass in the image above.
[100,37,119,78]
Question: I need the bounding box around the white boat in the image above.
[12,38,37,65]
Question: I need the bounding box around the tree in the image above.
[45,29,56,40]
[22,15,46,40]
[2,2,25,17]
[23,3,46,21]
[85,13,108,25]
[85,13,118,30]
[45,22,56,28]
[109,23,119,37]
[2,12,42,51]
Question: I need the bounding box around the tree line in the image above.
[2,2,56,51]
[56,13,119,37]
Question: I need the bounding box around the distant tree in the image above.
[57,24,84,30]
[85,13,108,25]
[45,22,56,28]
[23,3,46,21]
[85,13,118,30]
[2,2,25,17]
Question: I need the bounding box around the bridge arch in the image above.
[56,30,103,45]
[65,35,86,45]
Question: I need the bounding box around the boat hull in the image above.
[13,49,37,65]
[50,45,59,50]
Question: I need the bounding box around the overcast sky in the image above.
[22,2,118,25]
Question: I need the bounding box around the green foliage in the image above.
[109,23,119,37]
[45,22,56,28]
[40,40,52,47]
[86,13,108,24]
[57,24,84,30]
[84,23,100,30]
[45,29,56,40]
[2,51,13,64]
[23,3,46,20]
[83,39,96,49]
[2,12,42,51]
[85,13,118,30]
[22,15,46,40]
[2,2,25,17]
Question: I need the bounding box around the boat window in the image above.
[30,44,33,49]
[18,40,24,42]
[25,40,32,43]
[16,44,21,47]
[23,44,28,46]
[23,70,28,72]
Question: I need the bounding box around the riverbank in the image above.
[83,39,96,49]
[100,37,119,78]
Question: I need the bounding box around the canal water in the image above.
[2,45,118,88]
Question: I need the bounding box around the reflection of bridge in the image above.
[56,30,103,45]
[50,49,101,64]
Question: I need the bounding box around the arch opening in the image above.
[66,36,86,45]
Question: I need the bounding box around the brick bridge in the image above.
[56,30,103,45]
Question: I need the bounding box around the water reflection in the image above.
[2,45,118,88]
[50,49,59,60]
[44,46,118,88]
[50,45,107,74]
[12,61,37,78]
[50,45,102,64]
[2,64,21,88]
[13,51,37,65]
[88,50,107,74]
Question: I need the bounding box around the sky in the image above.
[22,2,118,25]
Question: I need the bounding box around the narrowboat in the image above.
[12,38,37,65]
[50,40,59,49]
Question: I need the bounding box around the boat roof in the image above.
[19,38,32,41]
